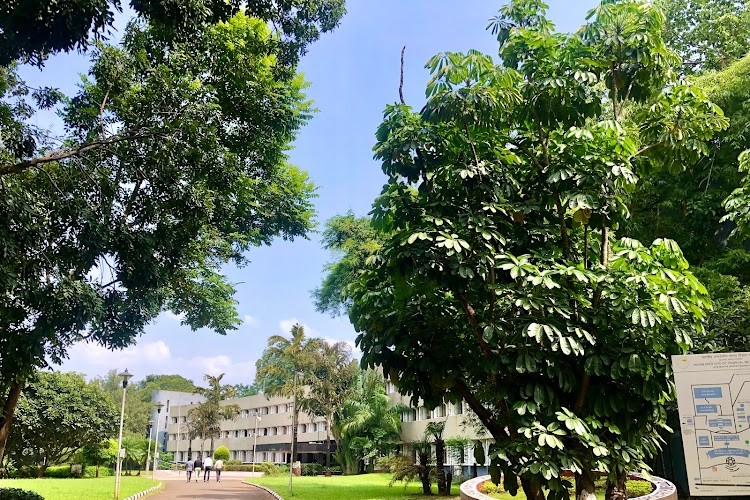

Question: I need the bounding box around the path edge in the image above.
[245,481,284,500]
[122,481,164,500]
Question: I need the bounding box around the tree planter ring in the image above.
[459,472,677,500]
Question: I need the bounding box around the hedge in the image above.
[0,488,45,500]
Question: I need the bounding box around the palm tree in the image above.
[256,323,322,465]
[189,373,240,457]
[298,341,358,467]
[426,420,448,495]
[334,369,404,474]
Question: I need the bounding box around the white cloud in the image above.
[243,315,257,327]
[63,340,256,385]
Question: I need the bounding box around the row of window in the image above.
[170,404,295,425]
[176,450,287,463]
[168,422,328,441]
[401,402,464,422]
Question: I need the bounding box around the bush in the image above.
[224,459,242,466]
[300,463,322,476]
[0,488,45,500]
[42,466,72,478]
[214,446,230,461]
[376,454,413,474]
[83,466,114,478]
[256,461,282,476]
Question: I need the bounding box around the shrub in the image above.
[479,481,502,494]
[376,454,412,474]
[626,479,654,497]
[42,466,73,478]
[83,466,114,478]
[256,461,282,476]
[0,488,45,500]
[224,459,242,466]
[214,446,230,461]
[300,463,322,476]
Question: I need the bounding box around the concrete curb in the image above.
[245,482,285,499]
[122,481,164,500]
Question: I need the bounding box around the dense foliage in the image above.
[327,1,728,499]
[656,0,750,73]
[4,372,117,476]
[0,0,345,67]
[0,0,341,461]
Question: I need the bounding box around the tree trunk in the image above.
[521,475,546,500]
[95,463,100,478]
[37,464,47,478]
[325,416,331,468]
[576,470,597,500]
[418,451,432,495]
[605,471,627,500]
[435,438,448,495]
[0,382,24,465]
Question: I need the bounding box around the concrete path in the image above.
[149,471,276,499]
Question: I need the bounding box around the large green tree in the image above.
[256,324,322,464]
[338,2,726,499]
[4,371,117,476]
[0,1,339,461]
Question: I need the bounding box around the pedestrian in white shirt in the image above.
[203,456,213,482]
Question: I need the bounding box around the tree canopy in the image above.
[4,371,117,475]
[656,0,750,73]
[0,0,340,462]
[0,0,346,67]
[325,1,728,499]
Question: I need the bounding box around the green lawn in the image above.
[0,476,160,500]
[247,473,460,500]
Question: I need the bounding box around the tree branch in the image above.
[399,46,406,105]
[0,130,160,177]
[457,294,492,358]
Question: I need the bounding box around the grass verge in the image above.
[0,476,160,500]
[246,472,460,500]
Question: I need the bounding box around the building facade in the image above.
[162,393,332,464]
[158,385,492,472]
[149,390,206,454]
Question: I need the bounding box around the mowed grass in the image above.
[247,472,460,500]
[0,476,160,500]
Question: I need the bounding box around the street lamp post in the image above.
[290,371,303,496]
[151,401,164,480]
[252,412,261,475]
[145,420,154,473]
[113,369,133,500]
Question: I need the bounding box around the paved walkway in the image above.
[149,472,276,499]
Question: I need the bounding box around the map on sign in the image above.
[673,352,750,496]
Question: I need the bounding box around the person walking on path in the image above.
[214,458,223,482]
[203,456,214,482]
[185,458,195,483]
[194,456,203,483]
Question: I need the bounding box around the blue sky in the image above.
[28,0,598,386]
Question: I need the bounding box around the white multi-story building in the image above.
[158,385,492,472]
[149,391,206,454]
